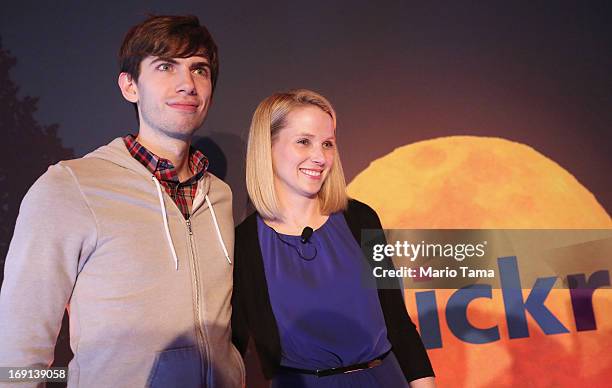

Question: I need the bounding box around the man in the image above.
[0,15,244,387]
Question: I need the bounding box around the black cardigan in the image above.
[231,199,434,381]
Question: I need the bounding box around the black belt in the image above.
[278,349,391,377]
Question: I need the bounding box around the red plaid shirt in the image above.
[123,134,208,220]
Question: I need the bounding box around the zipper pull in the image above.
[186,219,193,235]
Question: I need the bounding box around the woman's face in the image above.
[271,105,336,202]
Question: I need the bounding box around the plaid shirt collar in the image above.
[123,134,208,184]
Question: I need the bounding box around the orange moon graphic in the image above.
[347,136,611,388]
[347,136,611,229]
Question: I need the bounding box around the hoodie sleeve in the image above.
[0,163,97,378]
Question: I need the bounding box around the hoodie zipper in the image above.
[186,218,212,385]
[151,175,221,386]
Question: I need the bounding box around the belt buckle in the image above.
[343,367,366,374]
[342,358,382,374]
[316,355,385,377]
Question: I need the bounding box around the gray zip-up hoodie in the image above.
[0,138,245,387]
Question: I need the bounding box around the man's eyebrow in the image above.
[190,61,211,69]
[150,57,179,66]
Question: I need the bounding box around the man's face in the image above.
[129,55,212,140]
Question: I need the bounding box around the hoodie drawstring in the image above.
[152,176,231,270]
[206,194,232,264]
[152,176,180,270]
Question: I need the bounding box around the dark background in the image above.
[1,1,610,386]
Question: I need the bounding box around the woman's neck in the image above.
[265,194,328,235]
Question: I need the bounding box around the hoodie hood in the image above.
[83,137,211,196]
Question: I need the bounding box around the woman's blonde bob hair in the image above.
[246,89,348,220]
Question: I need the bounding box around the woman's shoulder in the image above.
[236,211,259,237]
[343,198,384,235]
[234,213,262,270]
[345,198,380,220]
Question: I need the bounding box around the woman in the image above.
[232,89,435,387]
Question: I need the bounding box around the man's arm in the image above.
[0,164,97,373]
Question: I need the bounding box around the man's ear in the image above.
[118,72,139,103]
